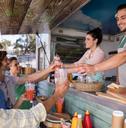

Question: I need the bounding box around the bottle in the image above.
[77,114,83,128]
[112,111,124,128]
[71,112,78,128]
[83,110,92,128]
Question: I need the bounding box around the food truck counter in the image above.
[38,81,126,128]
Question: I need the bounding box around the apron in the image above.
[118,36,126,86]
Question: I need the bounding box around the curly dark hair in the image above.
[0,51,7,67]
[87,27,103,46]
[8,57,17,63]
[116,3,126,13]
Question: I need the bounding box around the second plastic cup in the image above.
[56,98,64,113]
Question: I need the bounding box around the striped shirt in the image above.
[0,103,47,128]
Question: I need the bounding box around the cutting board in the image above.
[106,90,126,102]
[107,83,126,94]
[96,92,126,104]
[108,87,126,94]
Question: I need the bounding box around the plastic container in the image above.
[78,74,86,82]
[112,110,124,128]
[77,114,83,128]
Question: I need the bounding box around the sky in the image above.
[1,34,22,44]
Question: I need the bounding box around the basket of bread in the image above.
[73,81,103,92]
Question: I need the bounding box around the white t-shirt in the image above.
[0,103,47,128]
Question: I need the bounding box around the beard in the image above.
[120,27,126,32]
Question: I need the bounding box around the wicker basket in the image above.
[73,81,103,92]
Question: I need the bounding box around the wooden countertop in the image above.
[67,88,126,113]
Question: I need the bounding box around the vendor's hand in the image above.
[77,64,95,74]
[54,80,69,98]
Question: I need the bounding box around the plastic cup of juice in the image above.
[25,82,35,103]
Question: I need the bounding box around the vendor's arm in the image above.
[94,51,126,72]
[63,63,76,68]
[78,51,126,74]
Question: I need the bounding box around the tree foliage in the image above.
[0,39,11,50]
[14,34,36,55]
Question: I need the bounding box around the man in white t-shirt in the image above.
[115,4,126,86]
